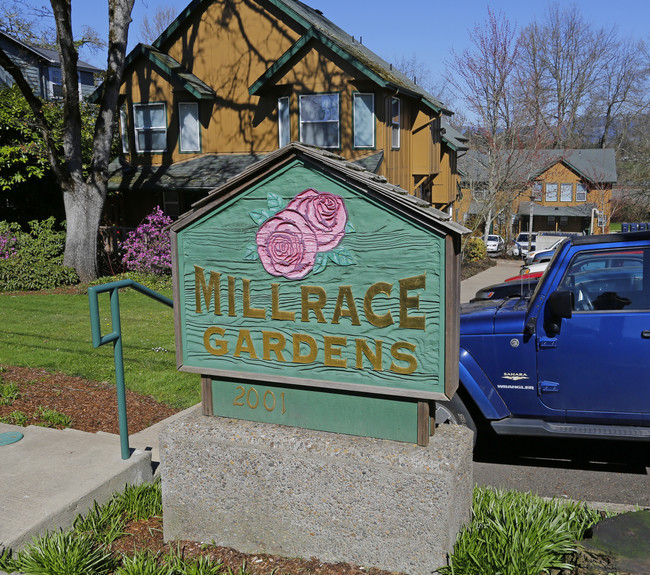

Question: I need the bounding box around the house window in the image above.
[353,93,375,148]
[48,67,63,99]
[119,105,129,153]
[133,103,167,153]
[299,94,339,148]
[278,96,290,148]
[560,183,573,202]
[560,216,569,226]
[179,102,200,152]
[545,183,558,202]
[576,183,587,202]
[391,97,400,149]
[532,182,542,201]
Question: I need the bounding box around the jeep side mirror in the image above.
[544,290,573,334]
[547,290,573,320]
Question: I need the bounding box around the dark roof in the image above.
[0,30,101,72]
[441,121,469,152]
[169,143,468,237]
[352,150,384,173]
[108,154,267,192]
[517,201,597,217]
[109,148,384,193]
[150,0,451,116]
[460,148,617,184]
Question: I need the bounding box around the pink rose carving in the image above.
[287,189,348,251]
[256,209,319,279]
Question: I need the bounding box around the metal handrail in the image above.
[88,279,173,460]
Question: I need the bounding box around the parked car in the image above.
[525,238,566,264]
[511,232,537,258]
[437,230,650,445]
[504,271,545,282]
[485,234,505,255]
[471,277,539,302]
[520,262,549,275]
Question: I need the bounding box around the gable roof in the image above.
[150,0,451,116]
[88,43,215,103]
[170,142,468,237]
[441,120,469,152]
[460,148,617,184]
[0,30,101,73]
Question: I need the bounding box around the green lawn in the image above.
[0,289,199,409]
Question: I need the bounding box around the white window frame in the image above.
[48,66,63,100]
[545,182,558,202]
[133,102,167,153]
[178,102,200,153]
[299,93,340,148]
[278,96,290,148]
[560,183,573,202]
[353,93,375,148]
[576,183,588,202]
[119,104,129,153]
[391,97,400,149]
[532,182,543,201]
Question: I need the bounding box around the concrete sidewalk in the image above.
[0,260,519,553]
[460,258,523,303]
[0,404,200,551]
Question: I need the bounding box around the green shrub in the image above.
[0,218,78,291]
[441,487,603,575]
[463,237,487,262]
[10,531,115,575]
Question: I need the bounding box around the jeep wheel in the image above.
[435,393,478,444]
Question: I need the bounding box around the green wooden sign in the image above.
[204,377,423,442]
[171,146,464,443]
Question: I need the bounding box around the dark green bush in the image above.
[0,218,78,291]
[463,237,488,262]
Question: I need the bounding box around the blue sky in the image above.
[69,0,648,89]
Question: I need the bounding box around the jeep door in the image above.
[536,246,650,423]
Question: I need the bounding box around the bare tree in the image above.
[0,1,57,48]
[518,4,617,148]
[140,4,176,44]
[447,8,547,242]
[0,0,136,281]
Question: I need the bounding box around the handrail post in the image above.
[110,287,130,460]
[88,279,173,460]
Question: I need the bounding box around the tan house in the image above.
[103,0,467,226]
[457,149,617,236]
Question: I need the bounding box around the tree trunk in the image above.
[62,181,106,283]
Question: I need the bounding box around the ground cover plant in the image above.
[0,482,604,575]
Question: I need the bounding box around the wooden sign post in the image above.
[170,144,466,445]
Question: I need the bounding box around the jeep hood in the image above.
[460,298,529,335]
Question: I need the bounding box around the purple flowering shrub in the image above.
[120,206,173,275]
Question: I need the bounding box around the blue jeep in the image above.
[438,231,650,443]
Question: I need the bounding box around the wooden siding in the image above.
[118,0,447,201]
[0,37,44,97]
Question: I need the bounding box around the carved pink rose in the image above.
[287,189,348,251]
[256,209,318,279]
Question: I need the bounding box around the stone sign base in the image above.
[160,409,473,574]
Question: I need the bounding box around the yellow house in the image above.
[457,149,617,237]
[103,0,466,226]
